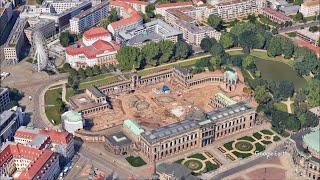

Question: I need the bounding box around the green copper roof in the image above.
[62,111,82,122]
[303,127,320,153]
[216,93,237,105]
[123,119,144,136]
[224,71,237,81]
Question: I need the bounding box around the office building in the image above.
[14,126,75,160]
[0,142,60,180]
[300,0,320,17]
[0,88,10,113]
[70,1,109,34]
[0,107,23,146]
[107,0,143,35]
[118,19,182,47]
[3,18,27,64]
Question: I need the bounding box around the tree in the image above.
[293,12,303,21]
[116,46,142,70]
[210,56,221,70]
[254,86,272,104]
[220,32,236,49]
[108,8,119,23]
[247,14,257,23]
[267,36,282,57]
[60,31,70,47]
[293,0,303,5]
[158,40,174,64]
[146,4,155,18]
[207,14,223,30]
[92,65,101,75]
[141,42,160,66]
[200,37,216,52]
[173,41,191,60]
[238,31,256,53]
[309,26,319,32]
[242,55,254,69]
[209,41,224,56]
[305,79,320,107]
[99,19,110,29]
[36,0,44,4]
[281,37,294,58]
[85,67,94,77]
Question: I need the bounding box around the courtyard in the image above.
[218,129,281,160]
[175,151,222,176]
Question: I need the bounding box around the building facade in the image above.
[0,88,10,113]
[62,110,84,134]
[70,1,109,34]
[0,143,60,180]
[261,7,292,23]
[107,0,143,35]
[300,0,320,17]
[66,27,119,69]
[140,102,257,161]
[286,127,320,180]
[14,126,75,160]
[155,2,193,16]
[3,18,27,64]
[0,2,13,38]
[24,18,56,42]
[209,92,237,109]
[0,107,23,146]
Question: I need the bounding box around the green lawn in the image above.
[44,88,63,125]
[254,142,266,153]
[188,153,207,160]
[232,151,252,159]
[274,102,288,112]
[250,51,293,67]
[66,87,75,100]
[261,129,274,135]
[125,156,146,167]
[205,161,219,172]
[286,32,297,37]
[273,135,281,142]
[223,141,234,151]
[237,136,256,142]
[253,132,262,140]
[79,76,118,89]
[261,140,273,145]
[80,73,114,83]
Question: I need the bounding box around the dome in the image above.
[224,71,237,81]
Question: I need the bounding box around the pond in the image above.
[255,58,307,90]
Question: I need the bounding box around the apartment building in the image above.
[107,0,143,35]
[0,142,60,179]
[205,0,266,20]
[66,27,119,68]
[120,0,150,13]
[155,2,193,16]
[164,7,221,45]
[14,126,75,160]
[0,88,10,113]
[118,19,182,47]
[140,102,256,161]
[261,7,292,23]
[3,18,27,64]
[70,1,109,34]
[0,107,23,146]
[300,0,320,17]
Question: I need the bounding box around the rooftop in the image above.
[216,0,253,6]
[303,127,320,153]
[296,29,320,41]
[62,110,83,123]
[83,27,111,40]
[87,86,105,98]
[262,8,292,21]
[123,119,144,136]
[141,119,199,145]
[302,0,320,7]
[155,2,193,9]
[157,163,199,180]
[215,93,237,106]
[73,1,108,19]
[106,131,132,147]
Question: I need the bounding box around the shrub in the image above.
[223,141,234,151]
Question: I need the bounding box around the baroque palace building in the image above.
[140,102,256,161]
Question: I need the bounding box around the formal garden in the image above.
[174,151,222,176]
[218,129,281,160]
[125,156,146,167]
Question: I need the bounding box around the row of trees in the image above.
[98,8,119,29]
[59,31,78,47]
[116,40,192,70]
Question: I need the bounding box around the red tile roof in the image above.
[66,40,119,59]
[0,144,57,179]
[155,2,193,8]
[109,0,143,30]
[121,0,149,6]
[83,27,111,40]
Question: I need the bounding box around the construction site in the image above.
[83,68,255,132]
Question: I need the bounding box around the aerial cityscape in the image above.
[0,0,319,179]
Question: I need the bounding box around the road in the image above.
[278,21,320,33]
